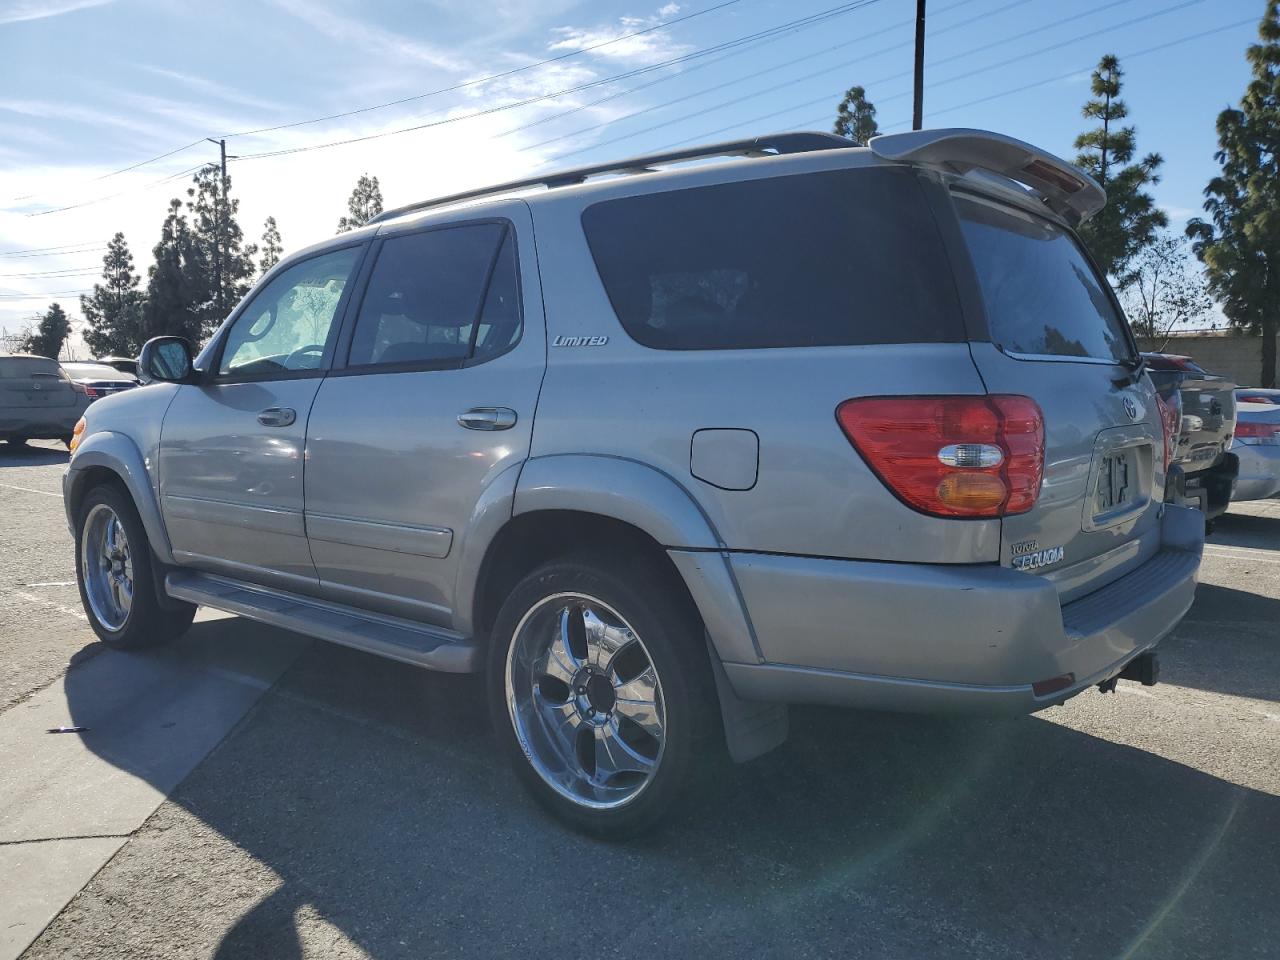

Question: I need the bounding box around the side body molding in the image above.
[65,430,175,564]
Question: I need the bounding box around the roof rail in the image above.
[366,131,852,226]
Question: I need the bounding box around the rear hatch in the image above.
[952,191,1165,604]
[0,356,77,409]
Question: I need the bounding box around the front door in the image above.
[159,244,364,592]
[303,207,543,626]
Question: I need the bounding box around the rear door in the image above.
[951,191,1164,602]
[302,206,544,626]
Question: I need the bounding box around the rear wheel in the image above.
[75,483,195,649]
[487,556,720,837]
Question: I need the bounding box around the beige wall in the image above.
[1135,332,1278,388]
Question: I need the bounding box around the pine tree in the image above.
[1073,54,1167,283]
[81,232,147,356]
[1187,1,1280,388]
[25,302,71,359]
[259,216,283,276]
[833,86,879,145]
[337,174,383,233]
[187,164,256,332]
[145,198,207,344]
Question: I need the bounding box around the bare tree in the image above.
[1119,232,1213,340]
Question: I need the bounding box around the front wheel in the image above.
[487,556,721,838]
[75,483,196,648]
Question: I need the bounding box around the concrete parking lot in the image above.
[1,439,1277,960]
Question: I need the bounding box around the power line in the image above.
[17,0,885,216]
[542,0,1203,163]
[0,290,92,299]
[24,163,207,219]
[0,241,109,258]
[6,0,745,203]
[0,269,102,278]
[669,11,1257,151]
[228,0,889,163]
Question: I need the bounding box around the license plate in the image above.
[1095,451,1133,514]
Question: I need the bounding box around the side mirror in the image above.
[138,336,196,385]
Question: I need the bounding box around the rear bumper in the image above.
[720,504,1203,715]
[1231,442,1280,501]
[0,410,82,439]
[1171,454,1238,519]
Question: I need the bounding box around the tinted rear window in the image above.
[956,194,1133,363]
[0,357,62,378]
[581,168,962,350]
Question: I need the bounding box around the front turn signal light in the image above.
[68,417,86,454]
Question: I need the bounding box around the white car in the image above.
[1232,389,1280,500]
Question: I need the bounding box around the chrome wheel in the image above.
[81,503,133,631]
[505,593,667,810]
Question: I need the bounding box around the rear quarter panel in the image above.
[526,171,999,563]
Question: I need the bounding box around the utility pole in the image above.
[207,137,227,316]
[912,0,926,131]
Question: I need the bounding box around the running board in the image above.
[165,570,480,673]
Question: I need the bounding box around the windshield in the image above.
[956,193,1134,363]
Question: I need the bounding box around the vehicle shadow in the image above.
[57,621,1280,960]
[0,442,68,467]
[1211,508,1280,550]
[1159,582,1280,703]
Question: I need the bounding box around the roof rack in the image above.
[366,131,852,226]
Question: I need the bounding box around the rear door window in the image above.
[581,168,962,350]
[346,222,517,369]
[955,194,1133,363]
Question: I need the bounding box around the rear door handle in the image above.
[257,406,297,427]
[457,407,517,431]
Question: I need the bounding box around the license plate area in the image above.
[1082,429,1154,532]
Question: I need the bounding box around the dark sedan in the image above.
[61,361,139,402]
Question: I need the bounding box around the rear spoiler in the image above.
[868,128,1106,226]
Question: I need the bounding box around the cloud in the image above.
[132,66,288,115]
[0,0,111,25]
[269,0,470,73]
[548,4,692,66]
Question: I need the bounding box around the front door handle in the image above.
[257,406,297,427]
[457,407,517,431]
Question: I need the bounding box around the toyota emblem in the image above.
[1123,396,1138,421]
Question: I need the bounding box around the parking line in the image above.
[0,481,60,499]
[1204,546,1280,566]
[12,590,86,623]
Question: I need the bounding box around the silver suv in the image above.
[64,129,1204,835]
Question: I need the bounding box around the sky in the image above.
[0,0,1268,353]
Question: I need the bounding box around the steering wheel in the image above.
[285,344,324,369]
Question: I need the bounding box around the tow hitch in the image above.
[1098,652,1160,694]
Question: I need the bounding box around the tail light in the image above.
[1236,420,1280,446]
[1155,391,1181,470]
[82,385,102,399]
[836,395,1044,518]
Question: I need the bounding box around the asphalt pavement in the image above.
[2,440,1277,960]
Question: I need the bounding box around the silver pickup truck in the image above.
[64,129,1203,836]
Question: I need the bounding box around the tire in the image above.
[74,482,196,649]
[487,554,721,838]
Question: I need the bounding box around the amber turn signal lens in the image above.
[68,417,86,454]
[935,473,1007,510]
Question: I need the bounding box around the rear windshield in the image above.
[955,194,1133,364]
[62,363,132,380]
[581,168,963,350]
[0,357,62,378]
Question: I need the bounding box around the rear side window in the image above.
[0,358,61,378]
[581,168,962,350]
[347,222,519,368]
[955,194,1133,363]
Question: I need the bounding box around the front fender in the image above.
[65,431,174,564]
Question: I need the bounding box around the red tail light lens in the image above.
[83,385,101,399]
[836,395,1045,518]
[1236,420,1280,445]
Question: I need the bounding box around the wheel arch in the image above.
[66,431,174,564]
